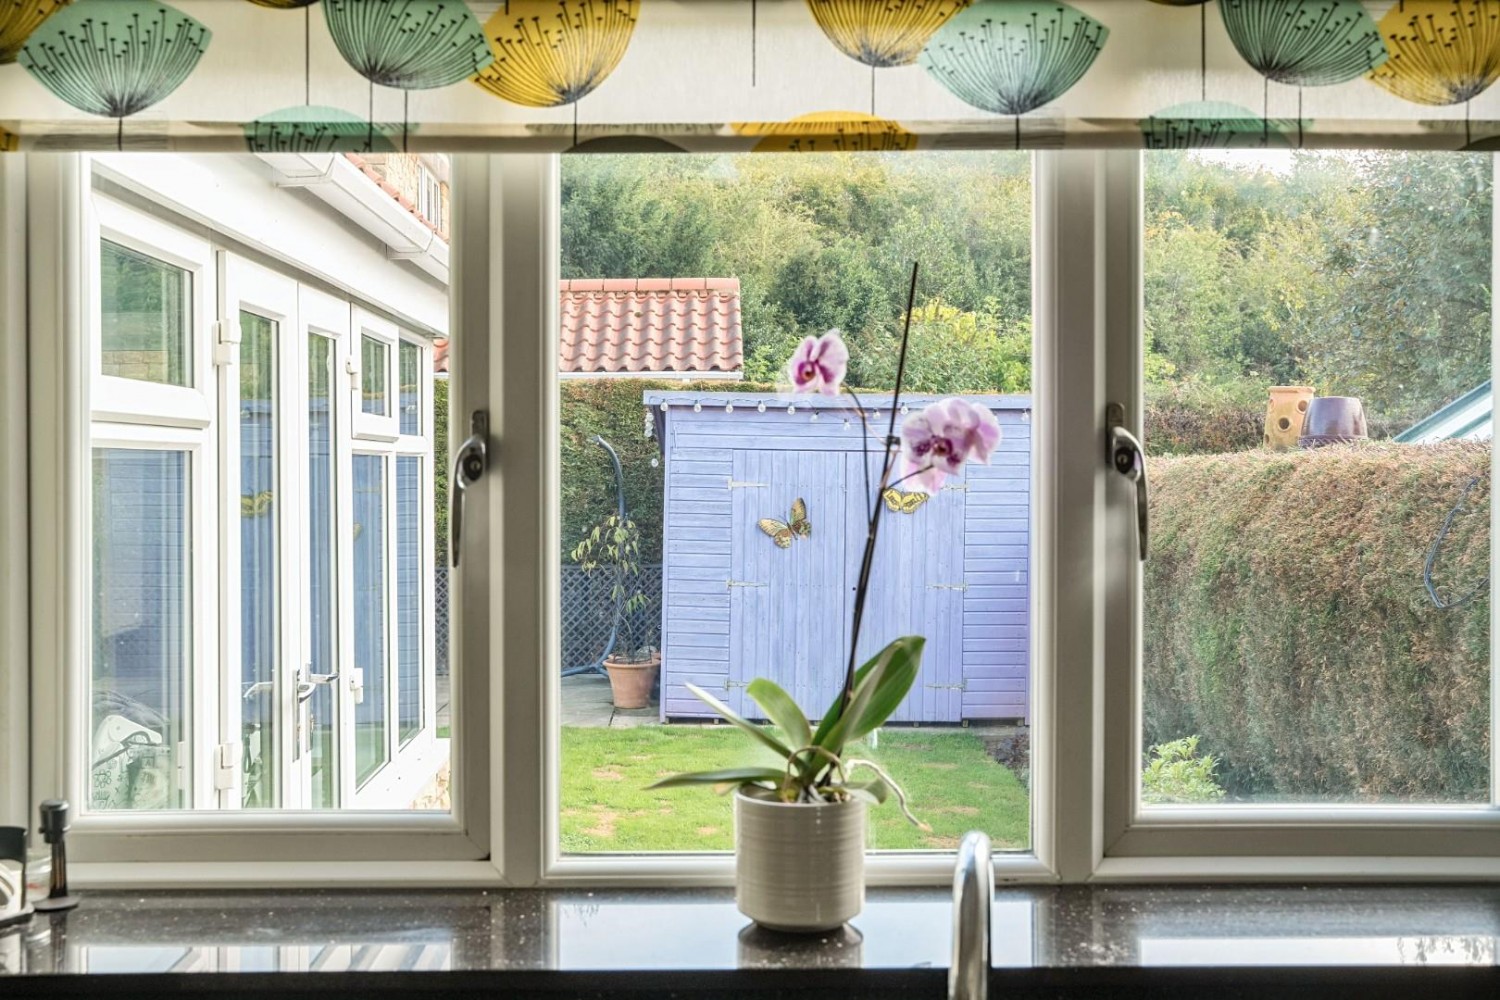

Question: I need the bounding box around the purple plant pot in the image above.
[1298,396,1368,448]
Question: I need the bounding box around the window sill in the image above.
[4,884,1499,995]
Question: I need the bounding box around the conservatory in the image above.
[83,151,448,812]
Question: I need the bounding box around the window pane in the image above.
[239,311,279,807]
[362,336,388,416]
[308,334,337,809]
[397,455,422,745]
[557,152,1033,854]
[399,341,421,436]
[353,454,388,787]
[92,448,190,810]
[1141,151,1491,806]
[100,240,190,386]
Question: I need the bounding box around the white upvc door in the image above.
[219,253,302,809]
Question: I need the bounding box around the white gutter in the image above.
[255,152,450,285]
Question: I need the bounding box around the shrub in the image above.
[560,379,780,562]
[1144,380,1266,456]
[1144,442,1490,801]
[1141,736,1226,804]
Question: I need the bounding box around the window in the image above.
[14,149,1500,883]
[91,447,191,810]
[29,153,462,843]
[554,152,1035,860]
[1135,150,1493,809]
[100,240,189,387]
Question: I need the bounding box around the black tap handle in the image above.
[39,800,69,845]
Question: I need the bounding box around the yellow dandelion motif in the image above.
[0,0,70,64]
[805,0,970,68]
[1367,0,1500,105]
[472,0,639,108]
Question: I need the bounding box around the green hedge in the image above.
[1144,442,1491,801]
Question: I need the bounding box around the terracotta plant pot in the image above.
[734,788,866,933]
[603,652,661,709]
[1264,386,1314,451]
[1298,396,1368,448]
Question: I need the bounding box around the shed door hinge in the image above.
[943,483,969,493]
[928,583,969,591]
[213,742,240,791]
[925,681,967,691]
[727,580,768,589]
[727,479,768,490]
[213,319,240,366]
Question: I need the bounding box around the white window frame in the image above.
[23,154,491,879]
[352,308,400,442]
[90,195,214,429]
[1092,150,1500,880]
[7,150,1499,887]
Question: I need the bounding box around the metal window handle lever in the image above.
[1106,403,1149,561]
[451,410,490,569]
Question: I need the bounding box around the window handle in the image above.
[451,409,489,569]
[1106,402,1148,562]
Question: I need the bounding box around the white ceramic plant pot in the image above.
[734,788,866,933]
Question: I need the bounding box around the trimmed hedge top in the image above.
[1144,442,1491,802]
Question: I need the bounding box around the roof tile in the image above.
[559,277,743,376]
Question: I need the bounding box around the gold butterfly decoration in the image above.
[759,498,811,549]
[882,488,930,515]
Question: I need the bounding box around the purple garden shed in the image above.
[647,391,1031,725]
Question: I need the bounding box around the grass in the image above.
[560,725,1029,854]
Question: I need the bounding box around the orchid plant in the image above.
[652,264,1002,823]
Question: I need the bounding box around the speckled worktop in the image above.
[4,885,1500,996]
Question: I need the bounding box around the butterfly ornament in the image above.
[882,488,930,515]
[759,497,811,549]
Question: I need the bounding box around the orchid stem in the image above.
[835,263,919,732]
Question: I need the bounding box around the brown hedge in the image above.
[1144,442,1491,801]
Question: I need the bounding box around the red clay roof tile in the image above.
[559,277,743,376]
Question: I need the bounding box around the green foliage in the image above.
[570,512,653,660]
[652,636,929,825]
[562,152,1032,384]
[1144,442,1491,801]
[1144,378,1266,456]
[849,300,1031,394]
[1141,736,1226,804]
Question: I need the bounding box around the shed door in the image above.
[729,451,848,720]
[843,454,966,723]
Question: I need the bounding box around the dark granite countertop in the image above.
[4,885,1500,997]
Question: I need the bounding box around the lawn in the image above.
[560,726,1029,854]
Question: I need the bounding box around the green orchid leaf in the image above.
[685,682,794,761]
[815,636,924,757]
[746,678,812,752]
[647,767,788,789]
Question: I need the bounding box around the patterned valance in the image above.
[2,0,1500,153]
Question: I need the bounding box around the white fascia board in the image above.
[91,153,448,335]
[258,152,450,285]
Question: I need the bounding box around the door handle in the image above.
[1106,403,1148,561]
[296,667,340,704]
[451,410,489,569]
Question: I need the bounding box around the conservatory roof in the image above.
[559,278,743,377]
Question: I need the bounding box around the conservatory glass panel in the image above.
[399,341,421,436]
[353,453,389,787]
[362,336,388,417]
[239,310,279,808]
[91,448,191,810]
[397,455,422,745]
[100,240,190,386]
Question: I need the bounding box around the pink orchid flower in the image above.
[899,398,1002,494]
[786,330,849,396]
